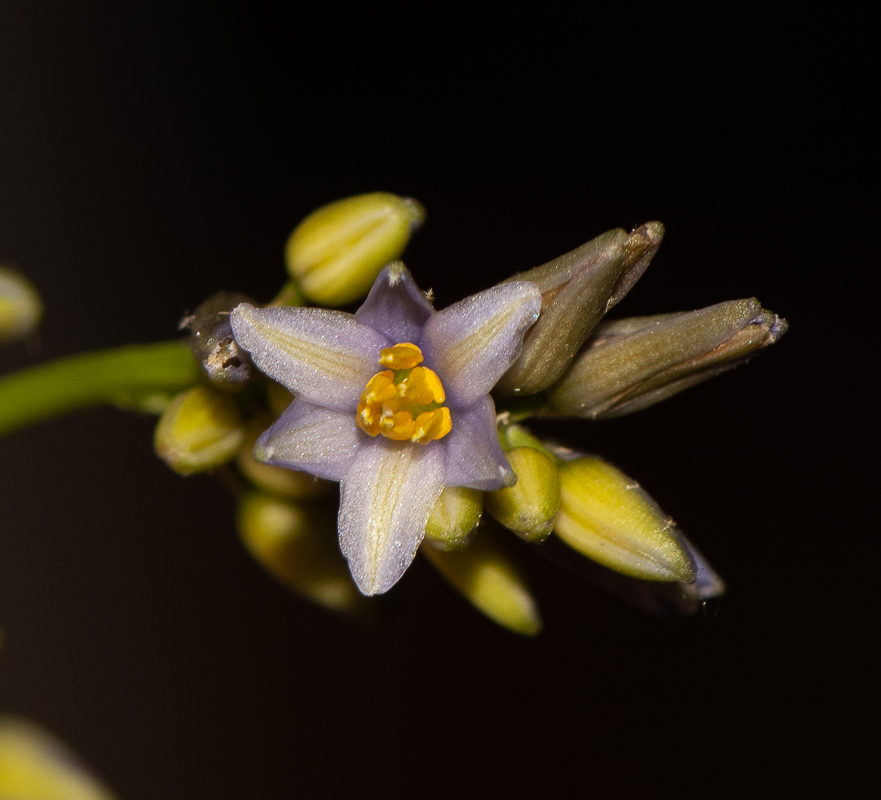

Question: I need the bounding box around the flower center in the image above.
[356,342,452,444]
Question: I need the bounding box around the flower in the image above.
[230,262,541,595]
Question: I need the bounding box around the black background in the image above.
[0,4,872,798]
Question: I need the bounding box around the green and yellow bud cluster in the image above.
[143,193,784,632]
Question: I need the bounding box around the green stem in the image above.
[0,340,201,437]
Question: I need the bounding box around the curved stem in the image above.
[0,341,201,437]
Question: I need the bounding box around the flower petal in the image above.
[255,399,361,481]
[338,436,445,595]
[443,396,515,491]
[421,281,541,407]
[230,303,389,411]
[354,261,435,343]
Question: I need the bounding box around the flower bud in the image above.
[554,456,696,583]
[286,192,426,306]
[0,716,117,800]
[183,291,254,389]
[236,418,332,500]
[154,385,245,475]
[485,446,561,542]
[237,492,363,612]
[495,222,663,395]
[425,486,483,551]
[0,266,43,345]
[549,298,788,419]
[422,532,542,636]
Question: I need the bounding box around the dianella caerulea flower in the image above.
[230,262,541,594]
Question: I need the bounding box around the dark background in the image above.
[0,4,872,798]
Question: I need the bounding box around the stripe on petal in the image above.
[231,304,389,411]
[421,281,541,408]
[443,396,516,491]
[339,437,445,595]
[255,399,361,482]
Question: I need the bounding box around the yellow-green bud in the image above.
[425,486,483,551]
[154,385,245,475]
[237,492,363,612]
[236,418,332,500]
[286,192,426,306]
[0,266,43,345]
[485,446,561,541]
[0,716,118,800]
[554,456,696,583]
[422,532,542,636]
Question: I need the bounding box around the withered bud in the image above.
[182,291,255,389]
[496,223,664,395]
[548,298,788,419]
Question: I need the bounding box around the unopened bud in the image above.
[286,192,426,306]
[554,456,696,583]
[183,291,254,389]
[154,385,245,475]
[549,298,788,419]
[0,716,117,800]
[496,223,664,395]
[0,266,43,344]
[425,486,483,551]
[422,532,542,636]
[485,446,561,541]
[237,492,363,612]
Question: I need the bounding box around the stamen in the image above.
[356,343,452,444]
[379,342,423,370]
[411,408,452,444]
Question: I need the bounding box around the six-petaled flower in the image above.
[230,262,541,594]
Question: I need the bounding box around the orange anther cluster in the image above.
[357,342,452,444]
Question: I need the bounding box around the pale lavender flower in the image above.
[230,263,541,595]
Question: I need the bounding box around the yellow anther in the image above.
[379,407,416,440]
[361,370,397,405]
[379,342,424,370]
[411,407,452,444]
[397,366,446,404]
[356,346,452,444]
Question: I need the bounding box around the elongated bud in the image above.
[554,455,697,583]
[154,385,245,475]
[237,492,364,612]
[183,291,254,389]
[425,486,483,551]
[0,716,117,800]
[549,299,788,419]
[0,266,43,344]
[485,446,561,541]
[496,222,664,395]
[236,418,332,499]
[286,192,426,306]
[422,532,542,636]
